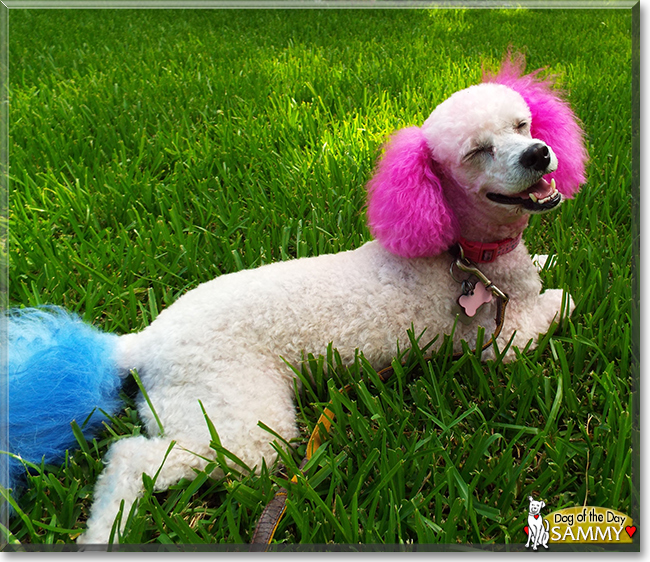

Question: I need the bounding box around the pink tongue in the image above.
[525,178,554,199]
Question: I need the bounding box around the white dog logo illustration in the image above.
[525,496,550,550]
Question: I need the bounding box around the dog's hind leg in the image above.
[78,358,299,546]
[77,435,214,545]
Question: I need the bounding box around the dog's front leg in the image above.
[491,288,574,361]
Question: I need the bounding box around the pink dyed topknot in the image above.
[483,52,588,197]
[366,127,459,258]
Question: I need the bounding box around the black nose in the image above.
[519,143,551,171]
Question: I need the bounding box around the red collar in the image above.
[457,234,522,263]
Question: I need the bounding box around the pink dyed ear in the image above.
[366,126,458,258]
[483,53,588,197]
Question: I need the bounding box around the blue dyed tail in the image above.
[1,307,124,495]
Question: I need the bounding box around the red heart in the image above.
[625,526,636,538]
[534,514,539,519]
[524,526,529,535]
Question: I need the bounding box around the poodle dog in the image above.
[4,56,587,545]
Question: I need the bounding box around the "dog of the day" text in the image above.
[545,507,635,544]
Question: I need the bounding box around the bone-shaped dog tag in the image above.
[458,281,493,317]
[452,280,476,325]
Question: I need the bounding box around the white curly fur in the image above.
[78,83,574,545]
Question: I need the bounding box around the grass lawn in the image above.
[3,7,634,548]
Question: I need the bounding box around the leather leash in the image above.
[249,247,510,548]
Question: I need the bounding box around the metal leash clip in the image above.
[451,246,509,304]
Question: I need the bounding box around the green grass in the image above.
[3,7,633,548]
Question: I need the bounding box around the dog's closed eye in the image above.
[463,143,494,162]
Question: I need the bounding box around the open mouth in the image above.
[486,178,561,212]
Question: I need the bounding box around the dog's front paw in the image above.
[532,253,557,272]
[540,288,574,324]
